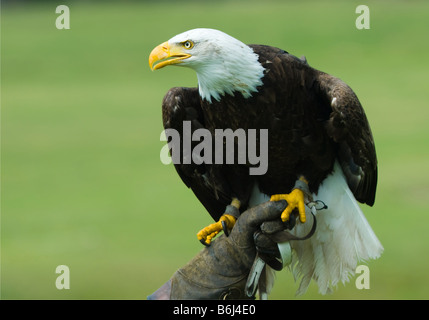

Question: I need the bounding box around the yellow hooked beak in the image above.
[149,41,191,71]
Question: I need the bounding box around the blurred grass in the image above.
[1,0,429,299]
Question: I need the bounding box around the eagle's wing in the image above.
[161,87,231,221]
[317,73,378,206]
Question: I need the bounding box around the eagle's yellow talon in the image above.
[197,214,237,244]
[271,188,307,223]
[197,221,221,242]
[219,214,237,229]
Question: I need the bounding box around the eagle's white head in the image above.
[149,28,265,103]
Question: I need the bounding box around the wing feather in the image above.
[161,87,231,221]
[317,73,378,206]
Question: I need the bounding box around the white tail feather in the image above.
[289,161,383,295]
[248,161,383,296]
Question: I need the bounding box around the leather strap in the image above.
[267,211,317,243]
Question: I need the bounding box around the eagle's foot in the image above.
[197,198,241,246]
[270,177,310,223]
[197,214,237,246]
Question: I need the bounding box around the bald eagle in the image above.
[149,28,383,295]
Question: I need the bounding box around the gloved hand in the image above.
[147,200,289,300]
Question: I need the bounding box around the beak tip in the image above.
[148,57,156,71]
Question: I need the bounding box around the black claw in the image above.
[200,239,211,247]
[221,220,229,237]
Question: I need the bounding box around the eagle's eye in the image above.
[182,40,194,49]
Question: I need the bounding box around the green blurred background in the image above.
[1,0,428,299]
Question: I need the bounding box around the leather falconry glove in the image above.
[148,200,317,300]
